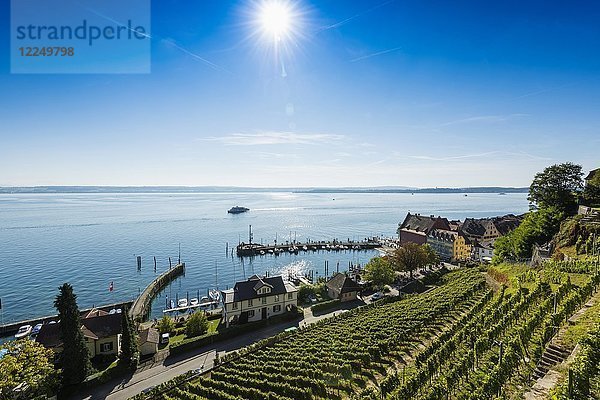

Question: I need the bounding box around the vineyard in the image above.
[154,268,487,400]
[141,263,600,400]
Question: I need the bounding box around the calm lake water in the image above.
[0,192,529,323]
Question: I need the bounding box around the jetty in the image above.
[163,300,220,314]
[130,263,185,322]
[236,239,381,257]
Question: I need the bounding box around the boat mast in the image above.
[249,224,253,244]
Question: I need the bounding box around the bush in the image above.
[185,311,209,338]
[157,315,175,334]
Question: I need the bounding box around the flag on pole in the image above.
[109,281,114,292]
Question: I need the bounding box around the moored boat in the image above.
[15,325,32,339]
[177,298,188,308]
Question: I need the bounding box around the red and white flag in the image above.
[109,281,114,292]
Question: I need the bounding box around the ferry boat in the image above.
[228,206,249,214]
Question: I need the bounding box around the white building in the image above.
[472,241,494,263]
[221,275,298,327]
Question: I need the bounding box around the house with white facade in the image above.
[221,275,298,327]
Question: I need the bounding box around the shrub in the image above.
[185,311,209,338]
[157,315,175,334]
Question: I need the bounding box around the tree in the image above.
[528,162,583,213]
[156,315,175,335]
[0,339,58,400]
[364,257,395,289]
[120,306,139,367]
[583,172,600,206]
[185,311,209,338]
[422,244,440,266]
[493,207,565,261]
[391,242,428,279]
[54,283,91,385]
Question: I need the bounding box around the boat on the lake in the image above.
[189,298,199,307]
[15,325,32,339]
[228,206,249,214]
[177,298,188,308]
[30,323,43,337]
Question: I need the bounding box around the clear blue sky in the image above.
[1,0,599,187]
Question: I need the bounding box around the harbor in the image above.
[235,225,382,257]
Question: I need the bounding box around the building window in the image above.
[248,299,253,307]
[101,342,113,352]
[288,293,293,300]
[262,297,267,304]
[248,310,255,318]
[273,305,281,313]
[232,302,238,310]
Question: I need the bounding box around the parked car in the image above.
[371,292,384,301]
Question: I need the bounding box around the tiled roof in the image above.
[460,218,487,237]
[36,313,122,348]
[139,328,159,345]
[399,213,450,235]
[222,275,296,303]
[326,273,360,294]
[585,168,598,181]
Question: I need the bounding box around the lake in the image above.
[0,192,529,323]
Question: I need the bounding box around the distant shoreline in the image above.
[0,186,529,194]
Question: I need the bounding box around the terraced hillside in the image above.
[137,264,600,400]
[157,268,487,400]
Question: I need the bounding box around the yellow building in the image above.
[453,234,472,261]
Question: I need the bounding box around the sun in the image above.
[256,0,297,42]
[259,2,291,39]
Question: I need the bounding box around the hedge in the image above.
[310,299,340,313]
[169,308,303,356]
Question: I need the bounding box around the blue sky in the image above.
[0,0,599,187]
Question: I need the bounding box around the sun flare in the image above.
[259,2,292,39]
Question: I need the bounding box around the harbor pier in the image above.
[236,238,381,257]
[130,262,185,322]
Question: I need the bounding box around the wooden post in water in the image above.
[137,256,142,270]
[169,257,172,269]
[153,256,157,273]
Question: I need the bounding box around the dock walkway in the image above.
[130,263,185,322]
[236,239,381,257]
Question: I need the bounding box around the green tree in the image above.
[298,284,316,303]
[54,283,91,385]
[583,172,600,206]
[528,162,583,213]
[391,242,428,279]
[185,311,209,338]
[364,257,395,289]
[422,243,440,266]
[0,339,58,400]
[120,306,139,367]
[493,207,565,261]
[156,315,175,335]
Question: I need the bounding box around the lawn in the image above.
[169,318,221,346]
